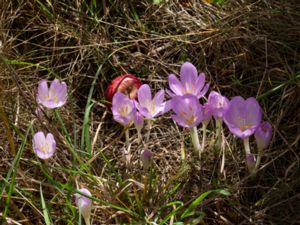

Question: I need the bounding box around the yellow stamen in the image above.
[186,115,196,126]
[239,124,252,131]
[39,144,49,153]
[119,106,129,116]
[151,100,155,113]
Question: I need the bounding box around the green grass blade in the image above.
[159,201,184,225]
[81,65,102,157]
[40,185,53,225]
[35,0,53,18]
[54,109,72,144]
[181,189,230,219]
[4,59,56,76]
[257,72,300,100]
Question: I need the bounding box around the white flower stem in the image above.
[201,123,207,153]
[220,145,226,173]
[215,119,226,173]
[243,137,254,173]
[83,216,91,225]
[189,127,201,158]
[215,119,222,151]
[243,137,251,155]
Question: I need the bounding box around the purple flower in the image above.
[207,91,229,120]
[255,121,272,150]
[167,62,209,98]
[75,188,92,219]
[37,79,67,109]
[171,94,204,128]
[224,96,262,139]
[32,131,56,159]
[136,84,168,119]
[112,92,136,126]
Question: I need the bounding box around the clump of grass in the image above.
[0,0,299,224]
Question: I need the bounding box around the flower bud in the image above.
[141,149,152,170]
[245,153,256,173]
[75,188,92,220]
[134,112,144,132]
[105,74,142,105]
[254,121,272,150]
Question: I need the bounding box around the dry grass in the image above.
[0,0,300,224]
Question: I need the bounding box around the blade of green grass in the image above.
[81,65,102,157]
[257,72,300,100]
[35,0,53,18]
[181,189,230,219]
[40,185,53,225]
[159,201,184,225]
[54,109,72,144]
[4,59,56,76]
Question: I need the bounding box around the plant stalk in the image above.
[201,123,207,153]
[189,127,201,157]
[243,137,251,155]
[215,119,222,151]
[243,137,254,174]
[84,216,91,225]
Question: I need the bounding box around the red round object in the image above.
[105,74,142,104]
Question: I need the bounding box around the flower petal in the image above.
[194,73,205,94]
[171,114,191,128]
[49,79,61,98]
[37,80,49,104]
[168,74,183,96]
[153,90,165,106]
[223,96,244,125]
[46,133,56,155]
[113,115,129,125]
[56,81,67,105]
[180,62,198,86]
[137,106,152,119]
[33,131,46,148]
[113,92,128,105]
[197,82,210,98]
[138,84,152,108]
[42,100,61,109]
[245,97,262,127]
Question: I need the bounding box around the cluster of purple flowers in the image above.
[31,62,273,221]
[111,62,272,171]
